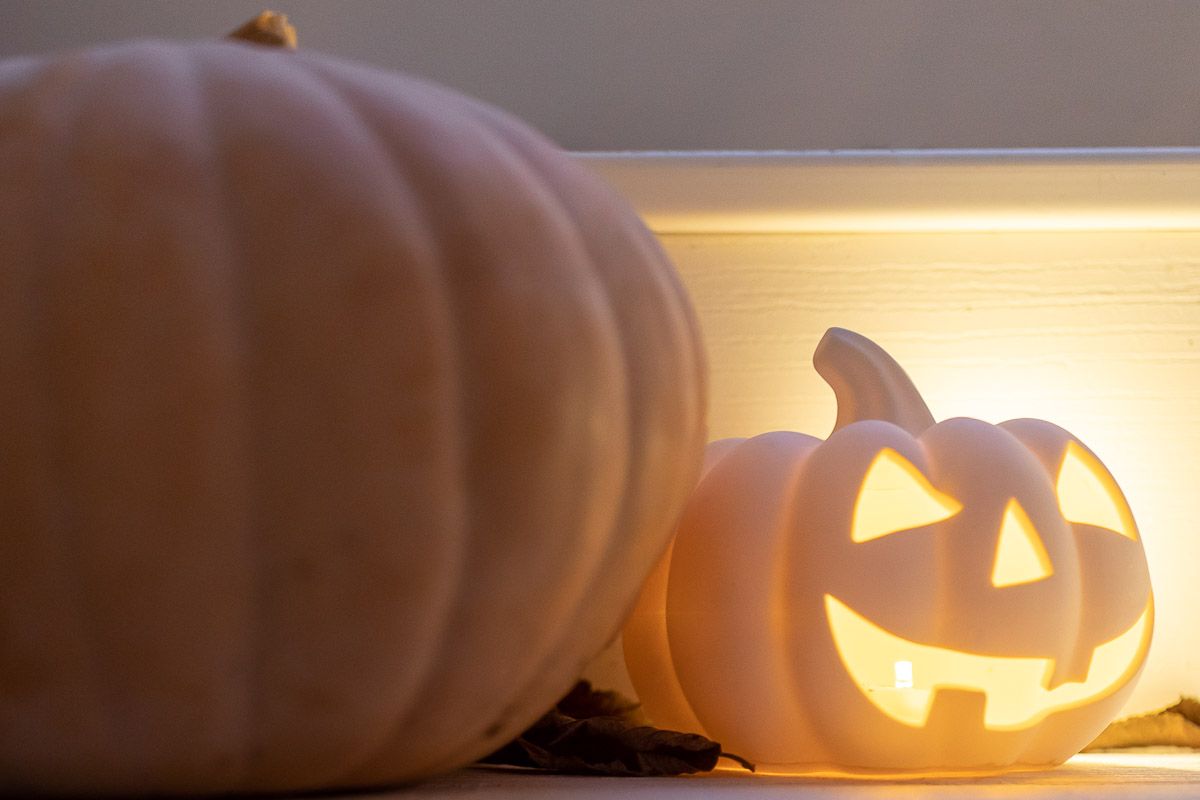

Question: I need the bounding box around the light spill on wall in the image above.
[657,227,1200,717]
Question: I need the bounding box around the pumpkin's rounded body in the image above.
[624,329,1151,774]
[0,40,705,794]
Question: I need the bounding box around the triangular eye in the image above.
[852,448,962,543]
[991,499,1054,587]
[1056,441,1138,540]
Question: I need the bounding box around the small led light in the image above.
[894,660,914,689]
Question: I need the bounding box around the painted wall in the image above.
[3,0,1200,150]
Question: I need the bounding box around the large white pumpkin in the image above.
[0,36,706,794]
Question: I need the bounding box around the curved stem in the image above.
[813,328,935,436]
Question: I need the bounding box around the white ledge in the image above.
[575,148,1200,234]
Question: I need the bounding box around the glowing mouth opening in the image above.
[825,594,1152,730]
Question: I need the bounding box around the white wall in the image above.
[3,0,1200,150]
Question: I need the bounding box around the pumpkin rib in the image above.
[992,425,1089,766]
[188,47,266,788]
[49,48,144,783]
[301,62,635,783]
[65,45,271,790]
[435,101,706,775]
[38,47,105,751]
[267,58,477,786]
[0,52,119,790]
[472,95,708,519]
[1015,526,1084,766]
[476,105,708,562]
[398,100,640,779]
[780,436,839,764]
[201,47,480,789]
[468,99,707,420]
[14,46,188,791]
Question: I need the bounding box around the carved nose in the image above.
[990,499,1054,588]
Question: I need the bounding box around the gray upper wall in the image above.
[2,0,1198,151]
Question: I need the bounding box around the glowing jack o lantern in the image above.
[623,328,1153,774]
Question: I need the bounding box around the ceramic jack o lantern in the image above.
[624,328,1153,775]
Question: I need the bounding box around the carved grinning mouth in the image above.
[825,594,1153,731]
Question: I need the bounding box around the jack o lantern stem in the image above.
[813,327,935,436]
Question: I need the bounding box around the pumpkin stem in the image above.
[813,328,935,436]
[227,11,297,49]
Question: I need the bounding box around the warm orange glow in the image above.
[623,327,1157,773]
[990,499,1054,588]
[1057,441,1138,540]
[825,594,1153,730]
[851,448,962,543]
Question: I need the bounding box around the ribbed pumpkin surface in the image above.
[0,40,705,795]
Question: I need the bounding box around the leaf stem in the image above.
[719,751,756,772]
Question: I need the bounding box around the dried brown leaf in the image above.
[1085,696,1200,750]
[556,680,641,721]
[1166,696,1200,727]
[479,681,754,776]
[519,712,725,776]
